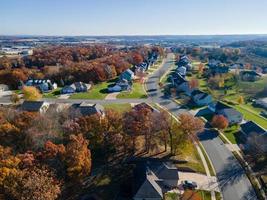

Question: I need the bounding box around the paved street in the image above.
[146,54,257,200]
[145,53,189,115]
[198,130,256,200]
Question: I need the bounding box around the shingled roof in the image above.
[21,101,46,112]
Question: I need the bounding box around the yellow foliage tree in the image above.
[22,86,42,101]
[237,96,244,104]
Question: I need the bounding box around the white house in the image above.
[177,66,187,76]
[0,84,9,92]
[21,101,50,114]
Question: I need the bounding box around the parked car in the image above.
[182,180,197,190]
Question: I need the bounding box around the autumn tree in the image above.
[237,96,244,104]
[65,134,91,181]
[22,86,42,101]
[178,113,204,140]
[4,166,61,200]
[131,53,143,65]
[10,93,20,104]
[181,190,201,200]
[198,63,204,75]
[0,69,27,89]
[211,115,229,130]
[189,78,199,89]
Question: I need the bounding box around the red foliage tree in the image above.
[211,115,229,130]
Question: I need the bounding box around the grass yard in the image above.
[196,190,212,200]
[232,104,267,129]
[43,87,61,98]
[103,103,132,113]
[117,82,147,99]
[70,81,112,99]
[223,125,241,144]
[175,142,206,174]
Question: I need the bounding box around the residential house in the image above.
[61,82,91,94]
[119,69,135,82]
[136,62,149,72]
[0,84,9,92]
[25,79,57,93]
[21,101,50,114]
[191,90,212,106]
[73,102,105,117]
[254,97,267,110]
[176,66,187,77]
[240,121,267,152]
[177,55,192,71]
[208,101,243,125]
[262,67,267,74]
[171,72,192,95]
[108,79,132,92]
[240,70,261,82]
[133,161,179,200]
[208,59,221,67]
[208,65,230,75]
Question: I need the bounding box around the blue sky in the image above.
[1,0,267,36]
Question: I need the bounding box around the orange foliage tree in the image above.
[211,115,229,130]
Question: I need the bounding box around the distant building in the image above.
[0,84,9,92]
[254,97,267,109]
[171,72,192,95]
[120,69,135,82]
[25,79,57,93]
[176,66,187,76]
[240,70,261,82]
[21,101,50,114]
[177,55,192,71]
[61,82,91,94]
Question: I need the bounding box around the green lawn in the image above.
[223,125,241,144]
[175,142,206,175]
[43,87,61,98]
[70,81,112,99]
[103,103,132,113]
[197,190,212,200]
[233,105,267,129]
[117,82,147,99]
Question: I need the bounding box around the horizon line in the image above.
[1,33,267,37]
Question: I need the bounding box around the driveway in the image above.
[178,172,220,192]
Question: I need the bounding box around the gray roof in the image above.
[76,103,104,116]
[241,121,266,137]
[21,101,45,112]
[191,90,210,100]
[219,108,242,118]
[134,161,179,199]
